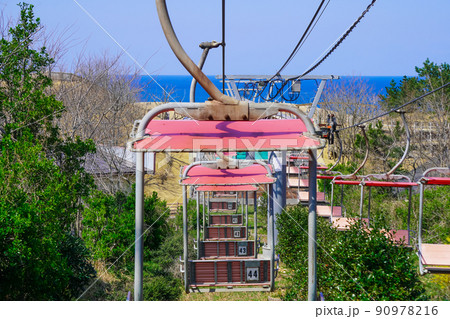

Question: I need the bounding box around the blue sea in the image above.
[134,75,405,104]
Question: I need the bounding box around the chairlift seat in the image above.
[317,205,342,218]
[332,217,369,231]
[288,177,309,188]
[417,169,450,274]
[420,244,450,270]
[182,164,275,186]
[200,240,255,259]
[384,229,410,245]
[298,191,326,202]
[189,259,271,290]
[206,226,247,240]
[209,214,243,226]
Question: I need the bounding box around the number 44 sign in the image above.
[246,267,259,282]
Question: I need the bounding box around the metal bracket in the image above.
[193,239,198,250]
[180,100,249,121]
[130,120,141,138]
[179,256,185,273]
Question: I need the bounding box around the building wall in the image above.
[144,152,190,208]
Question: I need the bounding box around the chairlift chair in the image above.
[417,167,450,274]
[330,125,370,229]
[302,131,344,212]
[130,0,327,300]
[344,111,416,246]
[180,162,276,292]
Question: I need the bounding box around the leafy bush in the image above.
[58,234,97,298]
[82,189,170,268]
[143,275,182,301]
[0,3,97,300]
[148,231,183,271]
[0,134,96,300]
[174,198,201,235]
[277,205,425,300]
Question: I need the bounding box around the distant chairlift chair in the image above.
[181,162,275,292]
[330,125,370,230]
[417,167,450,274]
[358,111,416,245]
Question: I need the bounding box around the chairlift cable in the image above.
[254,0,329,102]
[337,81,450,132]
[301,0,377,77]
[273,0,328,78]
[258,0,375,102]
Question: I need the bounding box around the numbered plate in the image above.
[232,216,238,224]
[233,230,241,238]
[238,245,247,256]
[246,267,259,282]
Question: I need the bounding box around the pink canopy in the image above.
[196,185,258,192]
[181,164,274,186]
[133,119,322,152]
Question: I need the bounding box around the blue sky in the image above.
[1,0,449,76]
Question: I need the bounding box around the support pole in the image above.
[254,190,258,258]
[418,182,425,274]
[307,149,317,301]
[202,191,206,241]
[308,79,326,118]
[190,48,210,103]
[155,0,238,105]
[134,152,145,301]
[221,0,226,94]
[207,192,210,225]
[268,184,275,292]
[359,184,365,222]
[241,192,244,220]
[407,187,412,246]
[190,41,221,103]
[330,180,335,223]
[271,151,286,245]
[183,185,189,293]
[245,192,248,240]
[196,190,200,259]
[367,187,371,227]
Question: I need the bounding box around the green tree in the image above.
[381,59,449,168]
[0,3,96,300]
[82,190,170,268]
[277,205,425,301]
